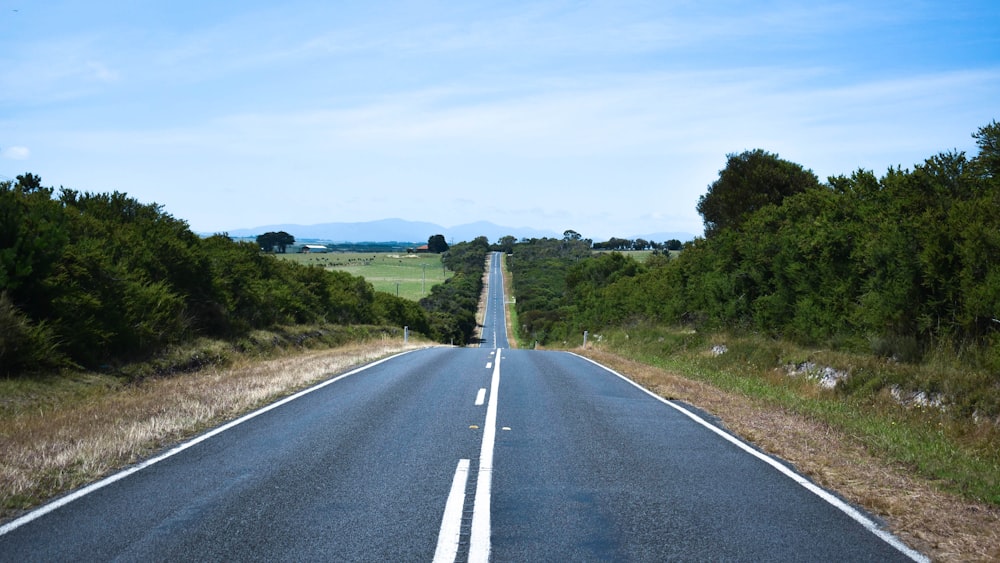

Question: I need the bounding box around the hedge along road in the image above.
[0,252,926,561]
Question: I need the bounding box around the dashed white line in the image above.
[475,388,487,406]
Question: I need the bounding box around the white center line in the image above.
[432,459,471,563]
[469,348,501,563]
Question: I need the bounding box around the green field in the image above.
[278,252,452,300]
[592,249,680,262]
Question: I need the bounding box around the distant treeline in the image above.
[512,122,1000,370]
[0,177,489,376]
[592,237,683,251]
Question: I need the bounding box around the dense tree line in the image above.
[661,122,998,360]
[0,177,479,375]
[592,237,682,251]
[507,233,593,344]
[510,122,1000,373]
[419,236,491,344]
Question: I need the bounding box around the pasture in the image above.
[278,252,451,301]
[592,249,679,262]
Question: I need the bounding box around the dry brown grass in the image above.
[580,348,1000,563]
[0,339,426,523]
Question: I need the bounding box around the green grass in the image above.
[0,372,124,420]
[277,252,452,300]
[591,249,680,262]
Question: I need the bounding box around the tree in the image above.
[972,120,1000,180]
[496,235,517,254]
[256,231,295,253]
[696,149,820,237]
[597,237,632,251]
[1,175,67,303]
[427,234,449,253]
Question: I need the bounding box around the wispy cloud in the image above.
[1,146,30,160]
[180,63,998,161]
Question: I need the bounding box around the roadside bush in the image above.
[373,292,430,335]
[0,292,65,375]
[419,237,490,345]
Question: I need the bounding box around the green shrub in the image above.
[0,292,66,375]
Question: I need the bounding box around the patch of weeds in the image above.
[870,333,924,363]
[0,371,122,418]
[120,339,233,381]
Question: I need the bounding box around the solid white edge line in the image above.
[469,348,501,563]
[569,352,929,563]
[475,388,487,406]
[0,348,423,538]
[433,459,471,563]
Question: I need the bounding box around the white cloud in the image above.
[188,64,997,165]
[86,61,120,83]
[1,146,30,160]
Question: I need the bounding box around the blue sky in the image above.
[2,1,998,240]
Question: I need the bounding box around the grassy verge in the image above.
[576,325,1000,561]
[0,327,428,522]
[499,253,519,349]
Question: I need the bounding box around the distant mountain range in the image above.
[217,218,695,244]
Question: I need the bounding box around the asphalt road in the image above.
[0,252,926,561]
